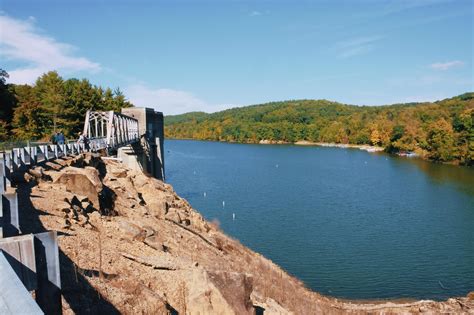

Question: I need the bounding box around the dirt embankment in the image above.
[16,153,474,314]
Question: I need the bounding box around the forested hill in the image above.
[165,93,474,165]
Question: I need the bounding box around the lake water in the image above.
[164,139,474,301]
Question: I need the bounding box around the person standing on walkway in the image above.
[77,132,90,150]
[57,131,65,145]
[50,132,57,144]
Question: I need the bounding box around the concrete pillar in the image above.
[121,107,165,180]
[117,144,146,174]
[155,137,165,181]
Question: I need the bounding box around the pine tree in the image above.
[35,71,68,135]
[103,87,115,110]
[63,78,102,137]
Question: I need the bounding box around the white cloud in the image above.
[0,14,100,84]
[335,36,384,58]
[249,11,262,17]
[125,84,233,115]
[126,84,206,115]
[430,60,464,70]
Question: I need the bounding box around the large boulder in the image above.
[131,173,169,218]
[54,166,103,208]
[183,270,254,315]
[207,271,254,315]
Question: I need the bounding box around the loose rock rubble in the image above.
[13,153,474,314]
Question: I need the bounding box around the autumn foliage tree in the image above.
[0,70,133,141]
[426,119,456,161]
[11,85,43,139]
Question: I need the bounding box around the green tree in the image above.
[112,87,133,111]
[0,68,8,85]
[35,71,67,134]
[102,88,115,110]
[1,70,135,142]
[63,78,102,137]
[0,69,16,138]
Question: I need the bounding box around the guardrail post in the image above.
[26,147,31,165]
[34,231,61,315]
[20,148,26,166]
[39,145,46,162]
[0,153,5,195]
[4,152,12,187]
[30,146,37,165]
[13,149,20,171]
[42,145,48,161]
[2,191,20,236]
[49,145,55,160]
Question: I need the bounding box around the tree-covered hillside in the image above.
[0,69,133,141]
[165,111,209,125]
[165,94,474,165]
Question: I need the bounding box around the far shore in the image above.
[166,137,470,166]
[259,139,385,152]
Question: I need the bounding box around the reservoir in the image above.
[165,139,474,301]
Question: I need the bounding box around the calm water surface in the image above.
[164,140,474,300]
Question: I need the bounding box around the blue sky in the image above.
[1,0,472,115]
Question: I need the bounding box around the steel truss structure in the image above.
[83,110,139,149]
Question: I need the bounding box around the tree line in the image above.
[165,94,474,165]
[0,69,133,141]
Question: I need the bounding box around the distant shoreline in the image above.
[271,140,385,152]
[166,138,473,166]
[167,138,387,153]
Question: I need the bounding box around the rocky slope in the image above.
[16,153,474,314]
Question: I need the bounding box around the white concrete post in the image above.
[12,149,20,171]
[0,153,5,195]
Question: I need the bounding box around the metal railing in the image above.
[0,141,46,152]
[1,142,107,179]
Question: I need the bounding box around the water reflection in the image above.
[390,155,474,196]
